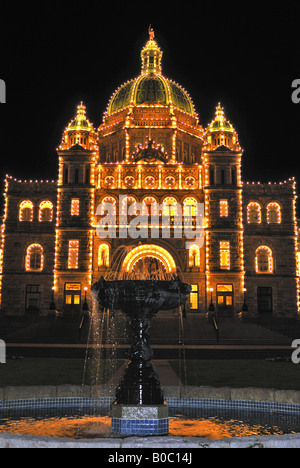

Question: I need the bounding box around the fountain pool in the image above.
[0,395,299,442]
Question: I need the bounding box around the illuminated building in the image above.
[0,30,299,318]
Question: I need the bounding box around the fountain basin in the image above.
[0,389,300,447]
[91,277,192,317]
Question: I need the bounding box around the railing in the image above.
[212,316,219,343]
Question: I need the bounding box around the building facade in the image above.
[0,31,299,318]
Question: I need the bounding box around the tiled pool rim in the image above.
[1,385,300,405]
[1,385,300,448]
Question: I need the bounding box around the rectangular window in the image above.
[209,167,215,185]
[71,199,80,216]
[26,285,41,311]
[65,295,72,305]
[220,242,230,270]
[220,169,225,185]
[217,284,233,293]
[73,295,81,305]
[220,200,228,217]
[231,167,237,185]
[85,166,90,184]
[257,287,273,314]
[74,168,79,184]
[190,284,199,311]
[68,240,79,269]
[64,167,69,185]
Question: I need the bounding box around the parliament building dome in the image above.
[107,29,195,116]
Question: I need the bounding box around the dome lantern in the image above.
[141,26,163,75]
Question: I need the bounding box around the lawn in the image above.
[0,358,86,386]
[169,360,300,391]
[0,358,300,391]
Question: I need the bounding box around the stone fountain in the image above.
[91,276,191,436]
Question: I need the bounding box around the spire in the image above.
[75,102,88,122]
[141,27,163,75]
[215,102,227,123]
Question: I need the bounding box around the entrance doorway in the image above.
[257,287,272,314]
[64,283,81,317]
[217,284,234,317]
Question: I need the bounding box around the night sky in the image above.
[1,2,300,198]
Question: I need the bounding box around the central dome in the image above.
[107,75,194,115]
[106,32,195,116]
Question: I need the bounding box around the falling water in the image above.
[178,303,188,393]
[83,245,188,400]
[82,291,127,394]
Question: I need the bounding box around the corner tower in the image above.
[203,104,244,317]
[54,103,97,317]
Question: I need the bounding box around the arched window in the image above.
[98,244,110,268]
[255,246,274,274]
[19,201,34,222]
[183,197,198,217]
[121,196,137,216]
[163,197,178,217]
[267,202,281,224]
[39,201,53,222]
[247,202,262,224]
[189,244,200,267]
[142,197,158,216]
[98,197,117,215]
[26,244,44,271]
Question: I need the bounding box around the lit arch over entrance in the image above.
[122,245,176,274]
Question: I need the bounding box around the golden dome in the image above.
[107,30,195,116]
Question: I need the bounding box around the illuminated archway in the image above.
[122,244,176,273]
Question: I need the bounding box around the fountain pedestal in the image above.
[92,277,191,436]
[111,404,169,436]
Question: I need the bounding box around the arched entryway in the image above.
[122,244,177,275]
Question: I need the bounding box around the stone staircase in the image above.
[151,315,291,346]
[0,313,293,346]
[244,317,300,342]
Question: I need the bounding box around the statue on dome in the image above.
[149,25,155,41]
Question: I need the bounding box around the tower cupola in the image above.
[204,103,241,152]
[59,102,98,151]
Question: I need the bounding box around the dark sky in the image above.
[1,1,300,191]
